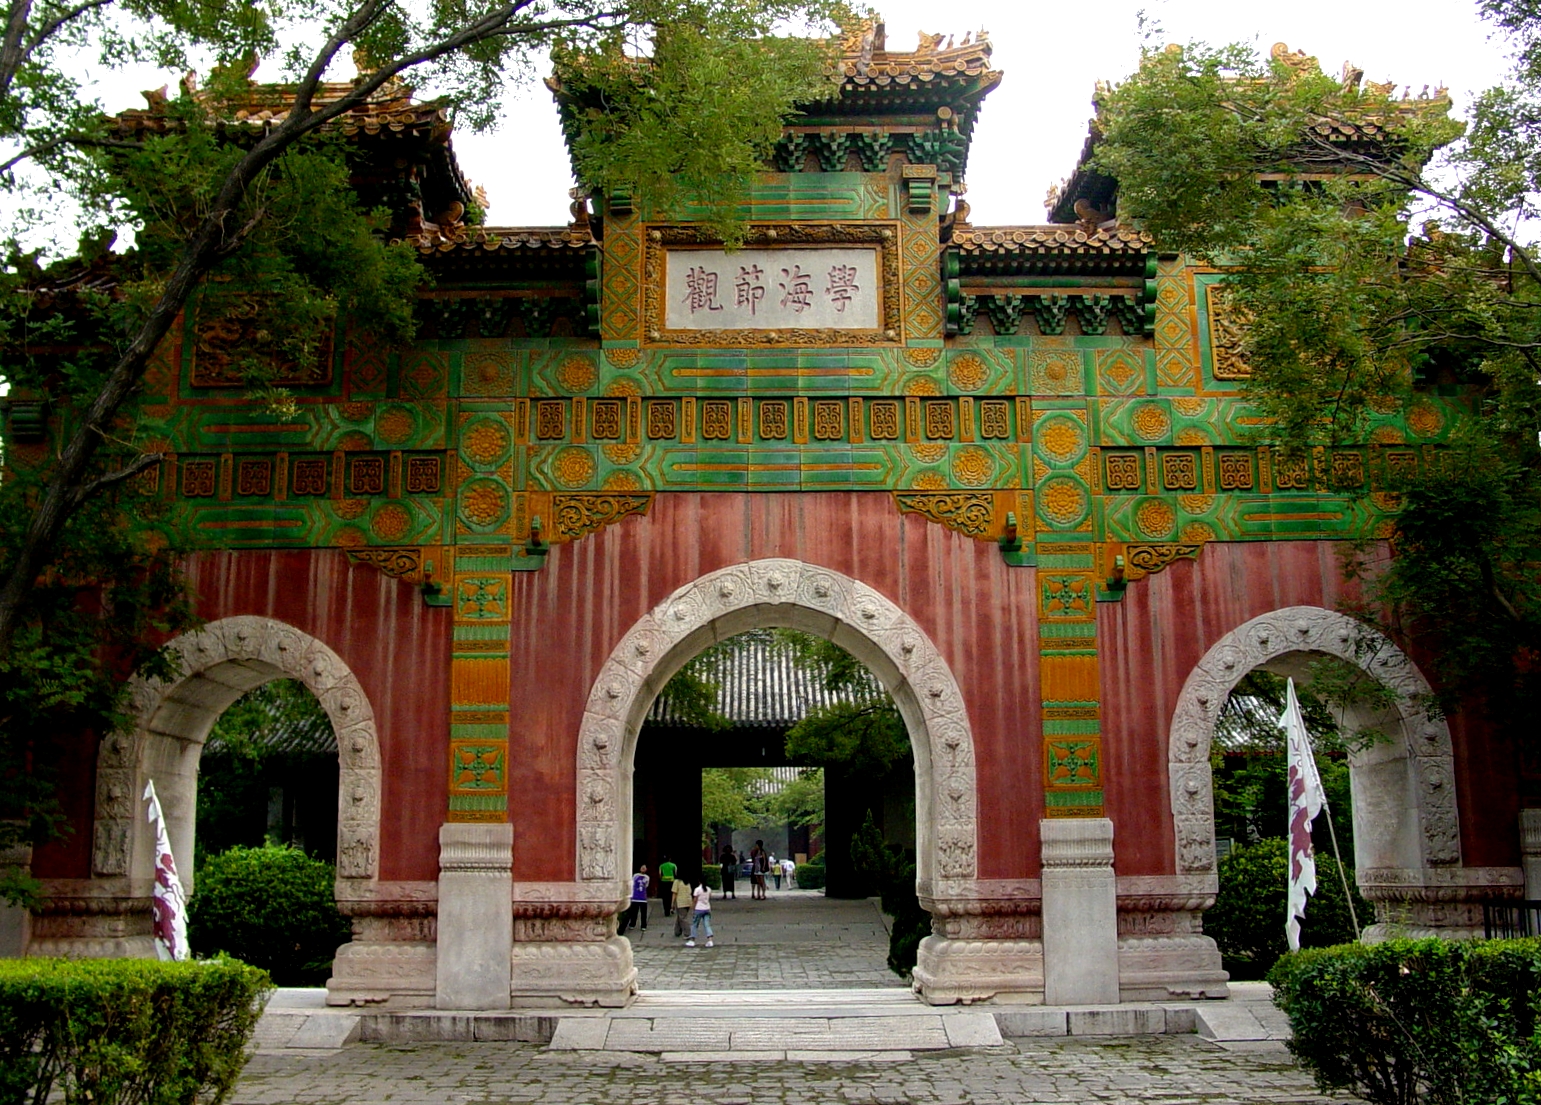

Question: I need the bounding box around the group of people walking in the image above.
[617,843,799,948]
[618,858,715,946]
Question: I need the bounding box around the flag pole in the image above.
[1317,782,1361,939]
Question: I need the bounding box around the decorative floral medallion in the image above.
[947,354,989,392]
[557,355,598,391]
[1181,522,1216,542]
[1136,498,1177,539]
[1407,401,1443,438]
[375,406,415,445]
[371,503,412,541]
[334,499,368,520]
[1036,417,1086,463]
[605,348,640,369]
[904,347,942,367]
[1038,477,1088,526]
[603,443,640,464]
[904,376,941,396]
[911,471,949,490]
[1131,403,1172,442]
[603,471,643,491]
[462,417,511,465]
[909,442,946,464]
[460,478,510,528]
[553,447,597,489]
[951,446,993,486]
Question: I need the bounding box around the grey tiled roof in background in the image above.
[647,630,884,730]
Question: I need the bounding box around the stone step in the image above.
[548,1009,1002,1053]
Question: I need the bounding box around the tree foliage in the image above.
[776,628,908,776]
[0,0,854,876]
[1093,13,1541,734]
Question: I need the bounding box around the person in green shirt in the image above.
[658,856,677,915]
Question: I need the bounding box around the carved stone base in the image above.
[1117,936,1229,1001]
[327,941,436,1008]
[509,937,637,1007]
[911,936,1044,1005]
[28,880,156,959]
[1359,866,1524,942]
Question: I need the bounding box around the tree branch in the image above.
[18,0,109,68]
[0,134,143,176]
[0,0,635,655]
[71,450,162,504]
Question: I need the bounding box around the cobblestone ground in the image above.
[631,892,904,989]
[230,1037,1352,1105]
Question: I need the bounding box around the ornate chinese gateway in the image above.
[10,26,1531,1008]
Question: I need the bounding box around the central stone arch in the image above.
[1169,605,1521,938]
[574,558,978,901]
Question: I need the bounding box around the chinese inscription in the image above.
[666,248,880,330]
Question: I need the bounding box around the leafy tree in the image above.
[196,678,336,862]
[0,0,849,883]
[699,765,771,841]
[777,629,908,776]
[1213,669,1356,856]
[1092,13,1541,736]
[766,766,823,836]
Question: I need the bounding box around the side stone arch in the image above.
[575,558,978,898]
[1167,605,1523,938]
[92,615,381,904]
[1169,605,1458,882]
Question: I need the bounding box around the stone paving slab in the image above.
[226,1036,1357,1104]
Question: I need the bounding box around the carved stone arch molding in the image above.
[1169,605,1461,886]
[93,615,382,897]
[575,558,978,895]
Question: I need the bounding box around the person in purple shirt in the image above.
[619,864,651,935]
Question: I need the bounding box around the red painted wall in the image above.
[508,492,1042,883]
[38,509,1519,888]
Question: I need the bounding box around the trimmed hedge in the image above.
[0,956,271,1105]
[795,853,825,891]
[190,844,351,986]
[1270,937,1541,1105]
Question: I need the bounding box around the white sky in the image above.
[63,0,1514,232]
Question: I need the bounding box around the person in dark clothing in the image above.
[719,848,738,900]
[619,864,650,935]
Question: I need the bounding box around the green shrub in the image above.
[796,851,826,891]
[1270,937,1541,1105]
[0,956,271,1105]
[700,865,722,892]
[1206,837,1370,980]
[190,844,351,986]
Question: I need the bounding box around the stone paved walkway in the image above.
[229,1036,1353,1104]
[630,892,903,990]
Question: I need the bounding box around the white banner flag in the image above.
[1282,678,1327,952]
[144,780,189,961]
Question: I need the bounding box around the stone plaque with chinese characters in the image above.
[664,248,880,330]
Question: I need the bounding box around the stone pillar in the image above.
[1521,810,1541,901]
[435,823,512,1010]
[0,843,30,957]
[1040,818,1119,1006]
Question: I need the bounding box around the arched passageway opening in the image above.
[37,618,388,994]
[626,627,918,990]
[546,559,992,1006]
[1170,606,1518,943]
